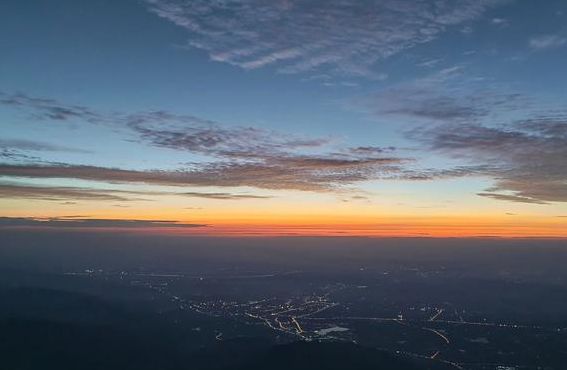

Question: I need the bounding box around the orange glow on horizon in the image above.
[3,199,566,238]
[4,216,565,238]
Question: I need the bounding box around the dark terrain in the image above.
[1,231,566,370]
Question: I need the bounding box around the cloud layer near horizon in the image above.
[0,92,411,193]
[355,65,567,205]
[0,216,205,229]
[0,181,272,202]
[2,88,567,205]
[410,114,567,204]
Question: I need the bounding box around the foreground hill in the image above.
[0,287,449,370]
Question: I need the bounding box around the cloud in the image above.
[0,92,332,161]
[145,0,505,76]
[0,139,90,153]
[412,115,567,204]
[200,154,406,191]
[0,158,405,193]
[0,181,275,202]
[127,111,331,160]
[378,94,483,121]
[0,89,491,193]
[0,92,104,122]
[491,17,509,26]
[341,194,371,203]
[0,149,40,162]
[0,146,407,192]
[416,58,444,68]
[477,192,548,205]
[394,165,496,181]
[529,34,567,51]
[347,146,397,156]
[0,182,144,202]
[356,66,567,204]
[359,69,528,123]
[368,90,525,122]
[0,92,412,192]
[3,90,564,204]
[126,118,402,191]
[181,191,271,200]
[0,216,205,229]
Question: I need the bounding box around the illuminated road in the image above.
[301,316,564,331]
[423,327,450,344]
[429,308,444,321]
[292,316,304,334]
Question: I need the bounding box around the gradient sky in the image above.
[1,0,567,237]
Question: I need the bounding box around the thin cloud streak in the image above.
[358,67,528,123]
[0,216,205,229]
[0,139,90,153]
[0,182,273,202]
[181,191,271,200]
[529,34,567,51]
[0,183,145,202]
[0,154,407,192]
[0,92,104,123]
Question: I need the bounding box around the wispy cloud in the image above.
[0,92,104,122]
[491,17,509,27]
[0,92,331,160]
[180,191,271,200]
[145,0,506,77]
[0,181,274,202]
[0,139,90,153]
[126,111,331,160]
[0,149,41,162]
[358,68,527,123]
[477,192,548,204]
[0,182,145,202]
[529,34,567,51]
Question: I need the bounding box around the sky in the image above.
[1,0,567,237]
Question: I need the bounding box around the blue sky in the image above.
[1,0,567,235]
